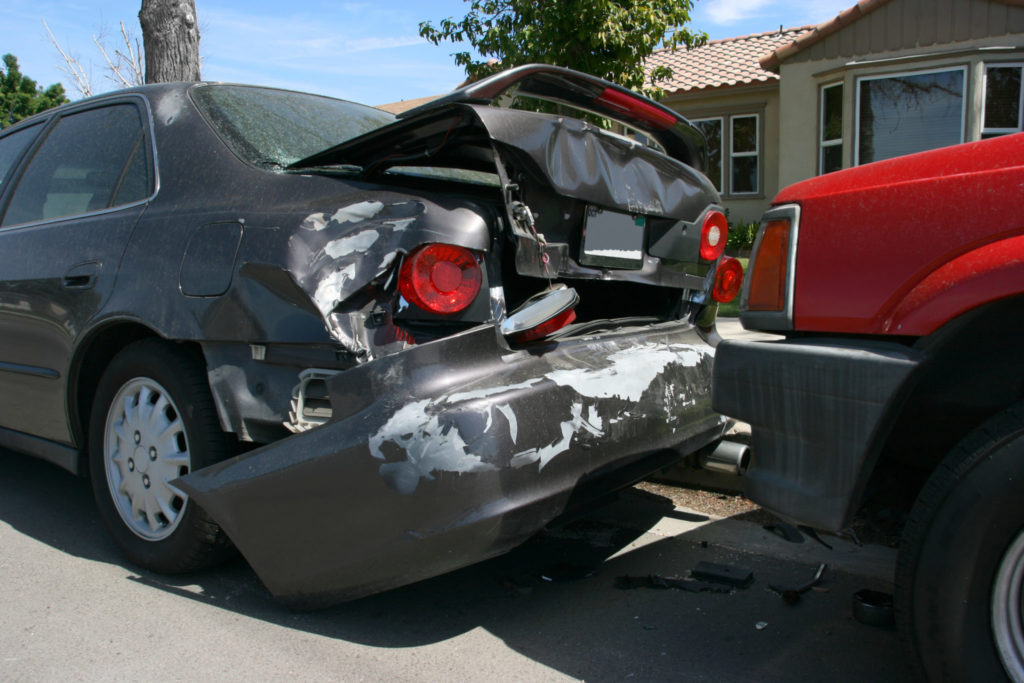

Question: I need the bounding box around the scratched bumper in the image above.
[177,321,725,607]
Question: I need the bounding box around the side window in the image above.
[730,114,759,195]
[0,123,42,190]
[2,103,152,227]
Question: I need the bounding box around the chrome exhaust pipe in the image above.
[700,440,750,476]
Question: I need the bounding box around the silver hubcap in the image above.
[104,377,191,541]
[993,530,1024,682]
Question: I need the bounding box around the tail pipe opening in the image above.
[700,440,750,476]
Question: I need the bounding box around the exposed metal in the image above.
[700,439,751,476]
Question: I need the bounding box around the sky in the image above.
[2,0,854,107]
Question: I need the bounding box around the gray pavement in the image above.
[0,445,910,681]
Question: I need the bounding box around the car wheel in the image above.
[88,339,233,573]
[896,402,1024,682]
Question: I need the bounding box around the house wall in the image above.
[662,84,780,225]
[776,0,1024,188]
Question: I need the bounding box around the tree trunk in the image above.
[139,0,200,83]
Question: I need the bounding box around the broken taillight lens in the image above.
[712,257,744,303]
[510,308,576,344]
[700,211,729,262]
[746,219,790,311]
[398,243,482,314]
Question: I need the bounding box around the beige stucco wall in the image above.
[776,0,1024,188]
[662,83,780,225]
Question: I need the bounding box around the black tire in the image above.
[896,402,1024,682]
[88,339,233,573]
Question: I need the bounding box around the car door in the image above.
[0,97,154,444]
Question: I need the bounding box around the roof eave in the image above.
[759,0,892,71]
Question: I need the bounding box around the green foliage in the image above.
[726,220,759,254]
[1,54,68,129]
[419,0,706,96]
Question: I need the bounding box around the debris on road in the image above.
[690,561,754,588]
[769,563,828,605]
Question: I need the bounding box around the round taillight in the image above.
[712,257,744,303]
[398,244,482,314]
[700,211,729,262]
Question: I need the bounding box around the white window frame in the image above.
[982,62,1024,136]
[819,82,844,175]
[729,113,759,196]
[854,66,967,166]
[690,116,723,191]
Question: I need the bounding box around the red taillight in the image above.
[700,211,729,262]
[747,219,790,311]
[510,308,576,344]
[594,87,677,130]
[712,257,744,303]
[398,244,482,314]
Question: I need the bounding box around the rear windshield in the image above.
[190,84,394,168]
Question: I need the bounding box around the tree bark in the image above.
[139,0,200,83]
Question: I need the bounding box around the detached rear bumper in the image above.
[178,321,725,607]
[712,338,921,531]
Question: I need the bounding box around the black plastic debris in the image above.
[769,562,828,605]
[763,521,804,543]
[614,575,732,593]
[690,561,754,588]
[798,525,834,550]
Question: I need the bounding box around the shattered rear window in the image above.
[190,84,394,168]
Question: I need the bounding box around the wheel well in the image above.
[70,323,206,450]
[879,295,1024,473]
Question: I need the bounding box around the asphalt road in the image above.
[1,444,912,682]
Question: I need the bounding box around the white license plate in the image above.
[580,206,645,270]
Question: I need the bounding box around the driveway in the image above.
[1,443,909,681]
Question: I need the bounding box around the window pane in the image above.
[191,84,394,168]
[732,116,757,153]
[858,69,964,164]
[732,156,758,194]
[0,124,41,190]
[822,84,843,142]
[821,145,843,174]
[984,66,1022,131]
[692,118,722,191]
[3,104,147,226]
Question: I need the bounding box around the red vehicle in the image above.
[712,133,1024,681]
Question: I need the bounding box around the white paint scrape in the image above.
[331,201,384,224]
[545,343,705,402]
[369,400,498,494]
[511,402,604,470]
[323,230,380,259]
[312,264,357,316]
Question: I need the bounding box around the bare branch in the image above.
[42,19,92,97]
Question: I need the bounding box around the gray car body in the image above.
[0,68,727,604]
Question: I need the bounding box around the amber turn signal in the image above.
[746,219,790,311]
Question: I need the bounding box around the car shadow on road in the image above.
[0,449,910,681]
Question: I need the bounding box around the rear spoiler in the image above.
[399,64,706,172]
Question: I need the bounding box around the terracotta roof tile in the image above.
[648,26,815,94]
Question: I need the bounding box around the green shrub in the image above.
[726,220,758,253]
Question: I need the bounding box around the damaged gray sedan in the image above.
[0,65,739,607]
